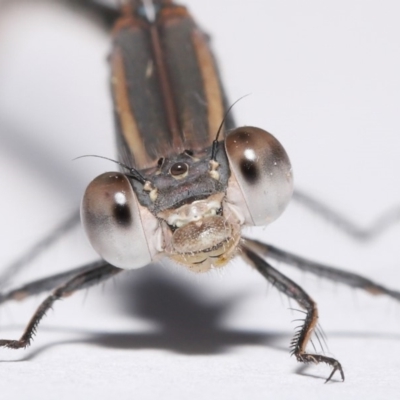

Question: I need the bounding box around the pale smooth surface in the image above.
[0,1,400,399]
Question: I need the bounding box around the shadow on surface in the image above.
[4,328,287,363]
[2,262,400,387]
[3,263,400,360]
[294,365,342,384]
[0,264,292,359]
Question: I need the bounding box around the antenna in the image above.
[211,94,250,160]
[74,155,148,184]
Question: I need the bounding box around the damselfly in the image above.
[0,0,399,386]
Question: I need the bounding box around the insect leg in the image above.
[244,238,400,301]
[0,0,120,29]
[65,0,120,29]
[0,260,107,305]
[0,262,121,349]
[242,244,345,383]
[293,189,400,241]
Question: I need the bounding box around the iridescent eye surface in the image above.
[225,126,293,226]
[81,172,152,269]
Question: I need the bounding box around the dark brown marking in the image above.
[111,49,150,167]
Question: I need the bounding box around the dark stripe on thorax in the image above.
[111,3,227,170]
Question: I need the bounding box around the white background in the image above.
[0,0,400,399]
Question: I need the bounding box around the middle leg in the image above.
[243,238,400,301]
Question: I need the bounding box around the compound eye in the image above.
[170,162,189,179]
[81,172,152,269]
[225,126,293,225]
